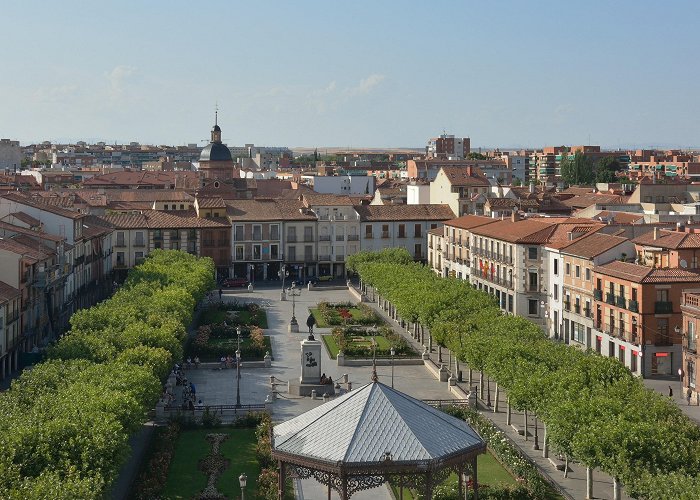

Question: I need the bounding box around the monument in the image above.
[288,313,335,396]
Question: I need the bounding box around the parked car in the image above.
[318,275,334,282]
[223,277,250,288]
[306,276,319,285]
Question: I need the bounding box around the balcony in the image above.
[563,301,571,312]
[133,240,146,248]
[616,296,627,309]
[287,235,297,243]
[336,235,345,241]
[318,254,331,261]
[605,292,616,305]
[683,336,697,353]
[574,304,581,314]
[335,255,345,262]
[303,236,314,243]
[347,235,359,241]
[583,307,592,318]
[593,289,603,301]
[319,235,331,241]
[628,299,639,313]
[654,301,673,314]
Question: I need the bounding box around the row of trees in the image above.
[350,254,700,499]
[0,250,215,499]
[559,152,623,185]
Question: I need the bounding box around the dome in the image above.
[213,124,221,132]
[200,142,232,162]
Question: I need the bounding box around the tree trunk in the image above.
[543,423,549,458]
[506,396,511,426]
[468,368,473,387]
[524,408,528,441]
[479,371,484,400]
[613,477,621,500]
[564,455,569,478]
[494,383,499,412]
[586,466,593,499]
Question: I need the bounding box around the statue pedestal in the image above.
[288,338,335,396]
[288,317,299,333]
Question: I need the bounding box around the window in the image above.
[116,232,125,246]
[632,288,638,301]
[528,271,538,291]
[234,225,244,241]
[430,223,438,230]
[575,265,580,278]
[134,251,144,262]
[287,246,296,261]
[528,247,538,260]
[135,231,145,246]
[508,295,513,313]
[270,224,280,240]
[553,284,559,300]
[572,322,585,344]
[631,351,638,372]
[252,225,262,241]
[553,258,558,276]
[585,268,591,281]
[180,204,185,210]
[414,243,422,259]
[609,341,615,358]
[116,251,125,266]
[618,345,625,363]
[253,244,261,260]
[270,244,279,260]
[565,262,571,275]
[365,225,373,238]
[414,224,422,238]
[304,226,313,242]
[382,224,389,238]
[235,246,244,260]
[398,224,406,238]
[304,245,313,261]
[619,285,625,298]
[528,299,538,315]
[287,226,297,242]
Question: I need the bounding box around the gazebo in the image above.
[272,381,486,499]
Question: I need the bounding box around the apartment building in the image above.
[429,166,492,216]
[427,134,470,159]
[546,232,635,347]
[356,204,455,262]
[681,290,700,402]
[277,200,319,282]
[592,261,700,377]
[428,215,497,279]
[0,282,21,380]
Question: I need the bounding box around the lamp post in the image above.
[236,326,242,408]
[390,346,395,388]
[676,326,684,393]
[239,472,247,500]
[287,283,301,333]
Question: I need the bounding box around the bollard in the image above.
[264,351,271,368]
[269,375,275,386]
[323,393,329,402]
[342,373,349,383]
[347,382,352,391]
[248,284,253,292]
[311,389,317,400]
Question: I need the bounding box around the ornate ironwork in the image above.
[347,474,386,496]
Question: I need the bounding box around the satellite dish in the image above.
[681,260,688,268]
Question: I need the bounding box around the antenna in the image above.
[215,102,218,126]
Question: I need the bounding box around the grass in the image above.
[309,307,365,328]
[199,336,272,361]
[322,334,393,359]
[390,451,517,499]
[162,427,259,499]
[198,307,268,329]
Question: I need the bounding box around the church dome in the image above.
[200,142,232,162]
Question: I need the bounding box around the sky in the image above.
[1,0,699,149]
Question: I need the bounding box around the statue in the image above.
[306,313,317,341]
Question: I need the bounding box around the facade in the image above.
[427,134,470,159]
[356,204,455,262]
[429,215,497,280]
[0,281,21,380]
[681,290,700,402]
[429,167,491,216]
[0,139,22,171]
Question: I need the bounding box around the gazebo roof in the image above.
[273,382,484,466]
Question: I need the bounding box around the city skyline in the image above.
[2,0,699,149]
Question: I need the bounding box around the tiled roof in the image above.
[1,192,84,220]
[5,212,41,227]
[428,227,443,236]
[0,220,64,242]
[594,261,700,283]
[353,204,455,221]
[439,167,491,187]
[0,238,51,262]
[82,171,199,188]
[0,280,20,302]
[226,200,286,222]
[99,210,230,229]
[633,229,700,250]
[560,193,625,209]
[560,232,630,258]
[444,215,498,230]
[302,193,356,206]
[273,382,484,464]
[594,211,644,224]
[469,218,559,243]
[196,196,226,208]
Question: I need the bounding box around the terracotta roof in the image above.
[633,229,700,250]
[469,218,559,243]
[99,210,230,229]
[0,220,64,242]
[428,227,443,236]
[196,196,227,209]
[444,215,498,230]
[560,193,626,209]
[226,199,286,222]
[82,171,199,189]
[5,212,41,227]
[0,281,19,302]
[302,193,356,207]
[594,261,700,283]
[560,232,630,258]
[594,211,645,224]
[1,192,84,220]
[0,238,51,262]
[353,204,455,221]
[439,167,491,187]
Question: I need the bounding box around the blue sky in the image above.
[2,0,698,149]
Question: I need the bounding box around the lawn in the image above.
[390,451,517,500]
[322,334,393,359]
[191,335,272,361]
[162,427,259,499]
[197,307,268,329]
[310,307,365,328]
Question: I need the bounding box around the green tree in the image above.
[467,152,487,160]
[559,152,594,185]
[595,156,621,183]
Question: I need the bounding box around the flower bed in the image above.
[322,325,417,359]
[186,324,271,361]
[198,301,268,329]
[311,301,381,327]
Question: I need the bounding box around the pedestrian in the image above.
[219,288,223,300]
[669,385,673,398]
[220,356,226,369]
[687,388,692,406]
[194,356,200,369]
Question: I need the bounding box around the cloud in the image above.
[347,74,385,96]
[33,84,79,103]
[105,65,137,100]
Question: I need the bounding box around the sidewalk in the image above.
[362,285,631,500]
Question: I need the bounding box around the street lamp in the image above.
[236,326,242,408]
[287,283,301,333]
[239,472,247,500]
[390,346,395,388]
[279,265,289,301]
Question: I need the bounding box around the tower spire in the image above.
[215,101,218,126]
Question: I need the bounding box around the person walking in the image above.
[668,385,673,398]
[219,288,223,300]
[687,387,692,406]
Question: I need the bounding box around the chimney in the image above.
[466,166,473,176]
[677,222,684,232]
[529,182,535,194]
[568,231,574,241]
[511,211,520,223]
[653,227,658,240]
